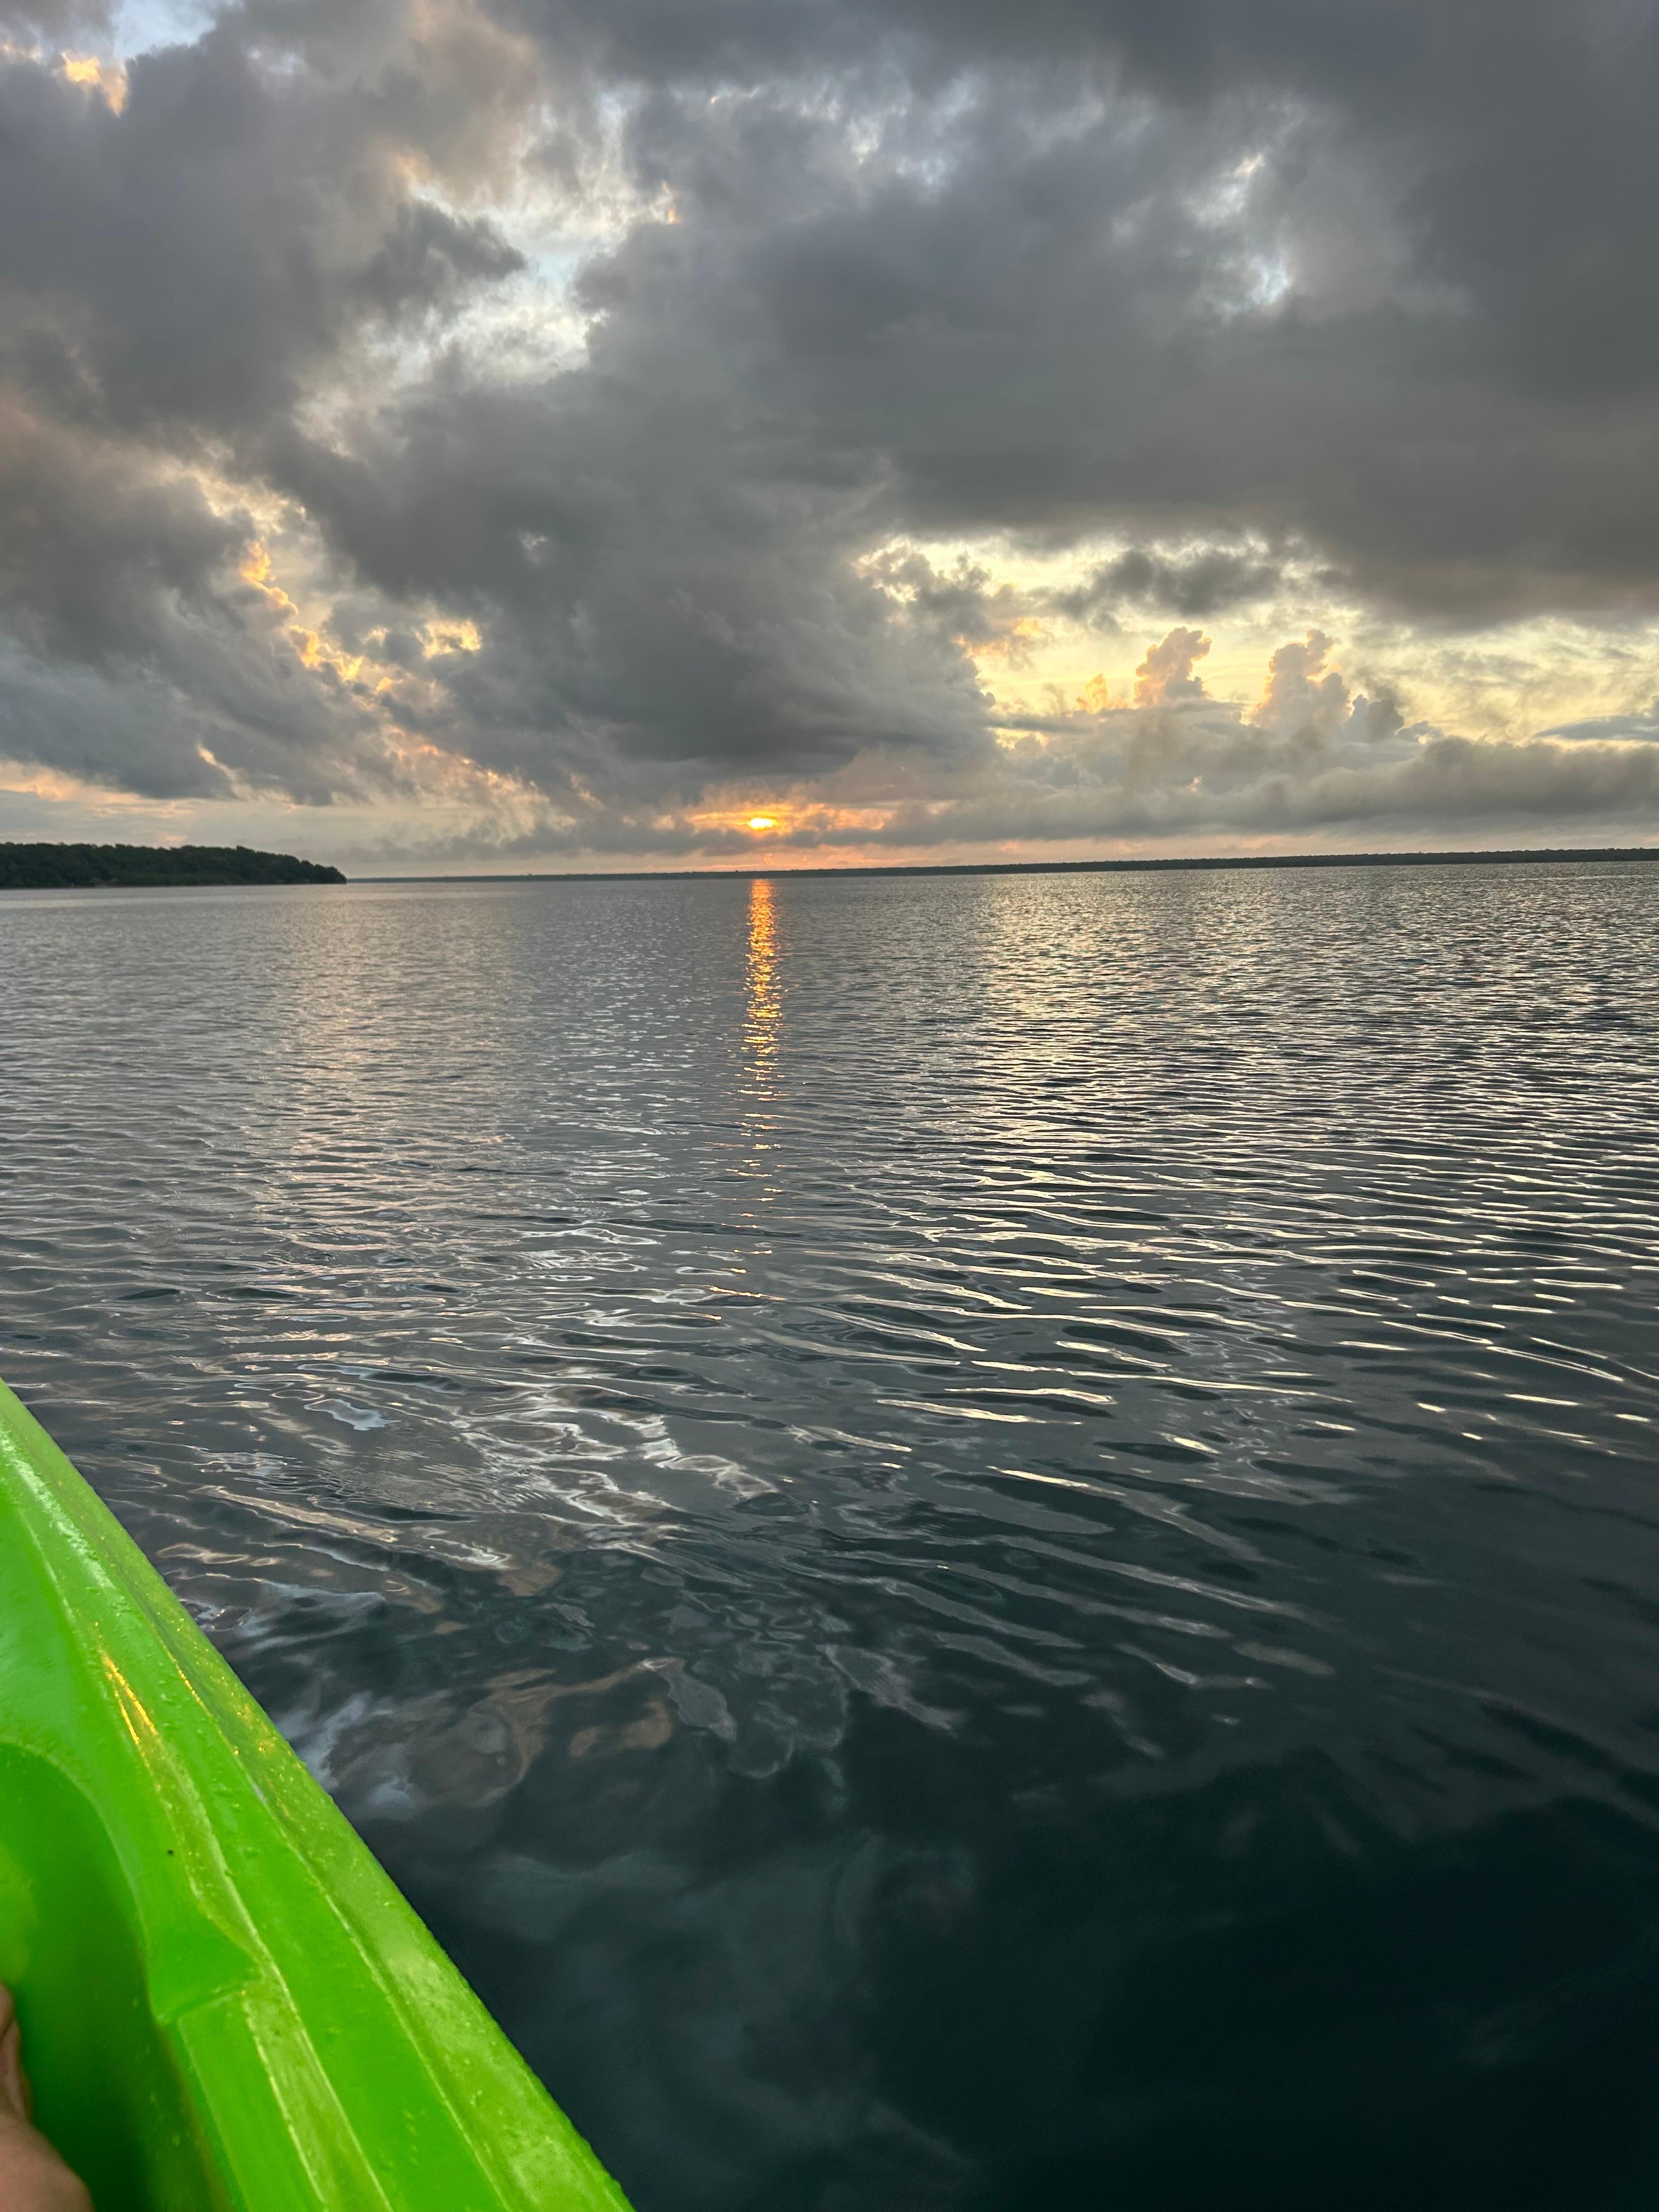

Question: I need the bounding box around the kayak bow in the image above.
[0,1380,631,2211]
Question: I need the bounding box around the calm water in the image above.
[4,862,1659,2209]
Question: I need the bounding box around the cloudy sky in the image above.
[1,0,1656,872]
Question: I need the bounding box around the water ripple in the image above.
[3,861,1659,2209]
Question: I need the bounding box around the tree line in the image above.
[0,843,346,889]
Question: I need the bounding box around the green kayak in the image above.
[0,1379,631,2211]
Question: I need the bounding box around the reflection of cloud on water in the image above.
[419,1827,972,2210]
[286,1662,667,1829]
[439,1379,776,1523]
[264,1647,973,2205]
[193,1479,567,1592]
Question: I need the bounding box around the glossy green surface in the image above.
[0,1380,632,2212]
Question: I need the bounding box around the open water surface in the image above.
[3,860,1659,2210]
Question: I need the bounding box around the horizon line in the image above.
[351,843,1659,886]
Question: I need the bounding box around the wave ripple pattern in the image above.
[3,862,1658,2212]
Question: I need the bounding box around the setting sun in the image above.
[747,815,777,831]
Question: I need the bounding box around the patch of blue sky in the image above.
[110,0,213,55]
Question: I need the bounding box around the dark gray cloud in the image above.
[1051,545,1284,626]
[0,0,108,33]
[0,0,1655,853]
[0,35,524,437]
[504,0,1659,415]
[1542,704,1659,746]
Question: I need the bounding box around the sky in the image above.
[1,0,1656,874]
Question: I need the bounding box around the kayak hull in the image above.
[0,1380,631,2211]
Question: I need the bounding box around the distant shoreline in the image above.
[0,842,345,890]
[5,841,1652,893]
[361,844,1659,886]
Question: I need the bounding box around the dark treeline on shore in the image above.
[0,843,346,889]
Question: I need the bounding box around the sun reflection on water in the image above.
[744,877,781,1074]
[740,877,784,1207]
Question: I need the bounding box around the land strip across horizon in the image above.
[359,845,1659,885]
[3,842,1655,890]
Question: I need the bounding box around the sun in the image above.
[747,815,777,831]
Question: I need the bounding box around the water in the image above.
[3,861,1658,2210]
